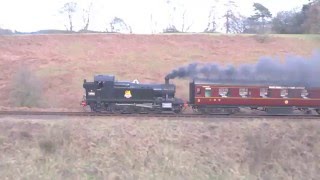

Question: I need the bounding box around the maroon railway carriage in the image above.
[189,81,320,114]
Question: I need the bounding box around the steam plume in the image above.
[166,52,320,87]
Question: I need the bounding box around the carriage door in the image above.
[205,87,212,97]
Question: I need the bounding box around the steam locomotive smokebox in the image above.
[94,75,115,82]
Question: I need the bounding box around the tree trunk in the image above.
[226,12,230,33]
[68,13,73,32]
[83,18,89,30]
[262,17,265,33]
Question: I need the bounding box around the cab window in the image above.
[98,81,103,89]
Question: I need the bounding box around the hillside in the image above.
[0,34,319,110]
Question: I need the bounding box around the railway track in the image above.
[0,110,319,120]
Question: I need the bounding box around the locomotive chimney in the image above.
[165,76,170,84]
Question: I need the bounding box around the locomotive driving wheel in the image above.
[173,105,183,114]
[122,106,135,114]
[108,104,121,114]
[138,107,149,114]
[89,103,99,112]
[192,106,200,113]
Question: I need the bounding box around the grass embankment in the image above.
[0,116,319,179]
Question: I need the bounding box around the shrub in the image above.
[10,66,43,107]
[38,125,72,155]
[0,28,13,35]
[39,139,56,154]
[163,25,180,33]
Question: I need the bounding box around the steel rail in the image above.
[0,111,319,120]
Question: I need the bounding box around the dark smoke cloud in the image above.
[166,52,320,87]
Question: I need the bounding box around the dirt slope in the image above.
[0,34,319,110]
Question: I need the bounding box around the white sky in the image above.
[0,0,310,33]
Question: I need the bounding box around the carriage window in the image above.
[280,89,288,98]
[260,88,268,98]
[219,88,229,97]
[98,81,103,89]
[196,87,201,94]
[301,89,308,98]
[239,88,248,97]
[205,88,211,97]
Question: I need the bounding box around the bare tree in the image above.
[230,15,248,33]
[181,10,193,32]
[60,2,77,32]
[204,6,217,32]
[164,0,192,32]
[223,0,239,33]
[167,0,175,27]
[164,0,178,32]
[82,2,93,31]
[150,13,158,34]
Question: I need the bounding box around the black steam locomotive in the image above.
[82,75,184,113]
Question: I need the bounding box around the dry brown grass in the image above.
[0,34,319,110]
[0,116,319,179]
